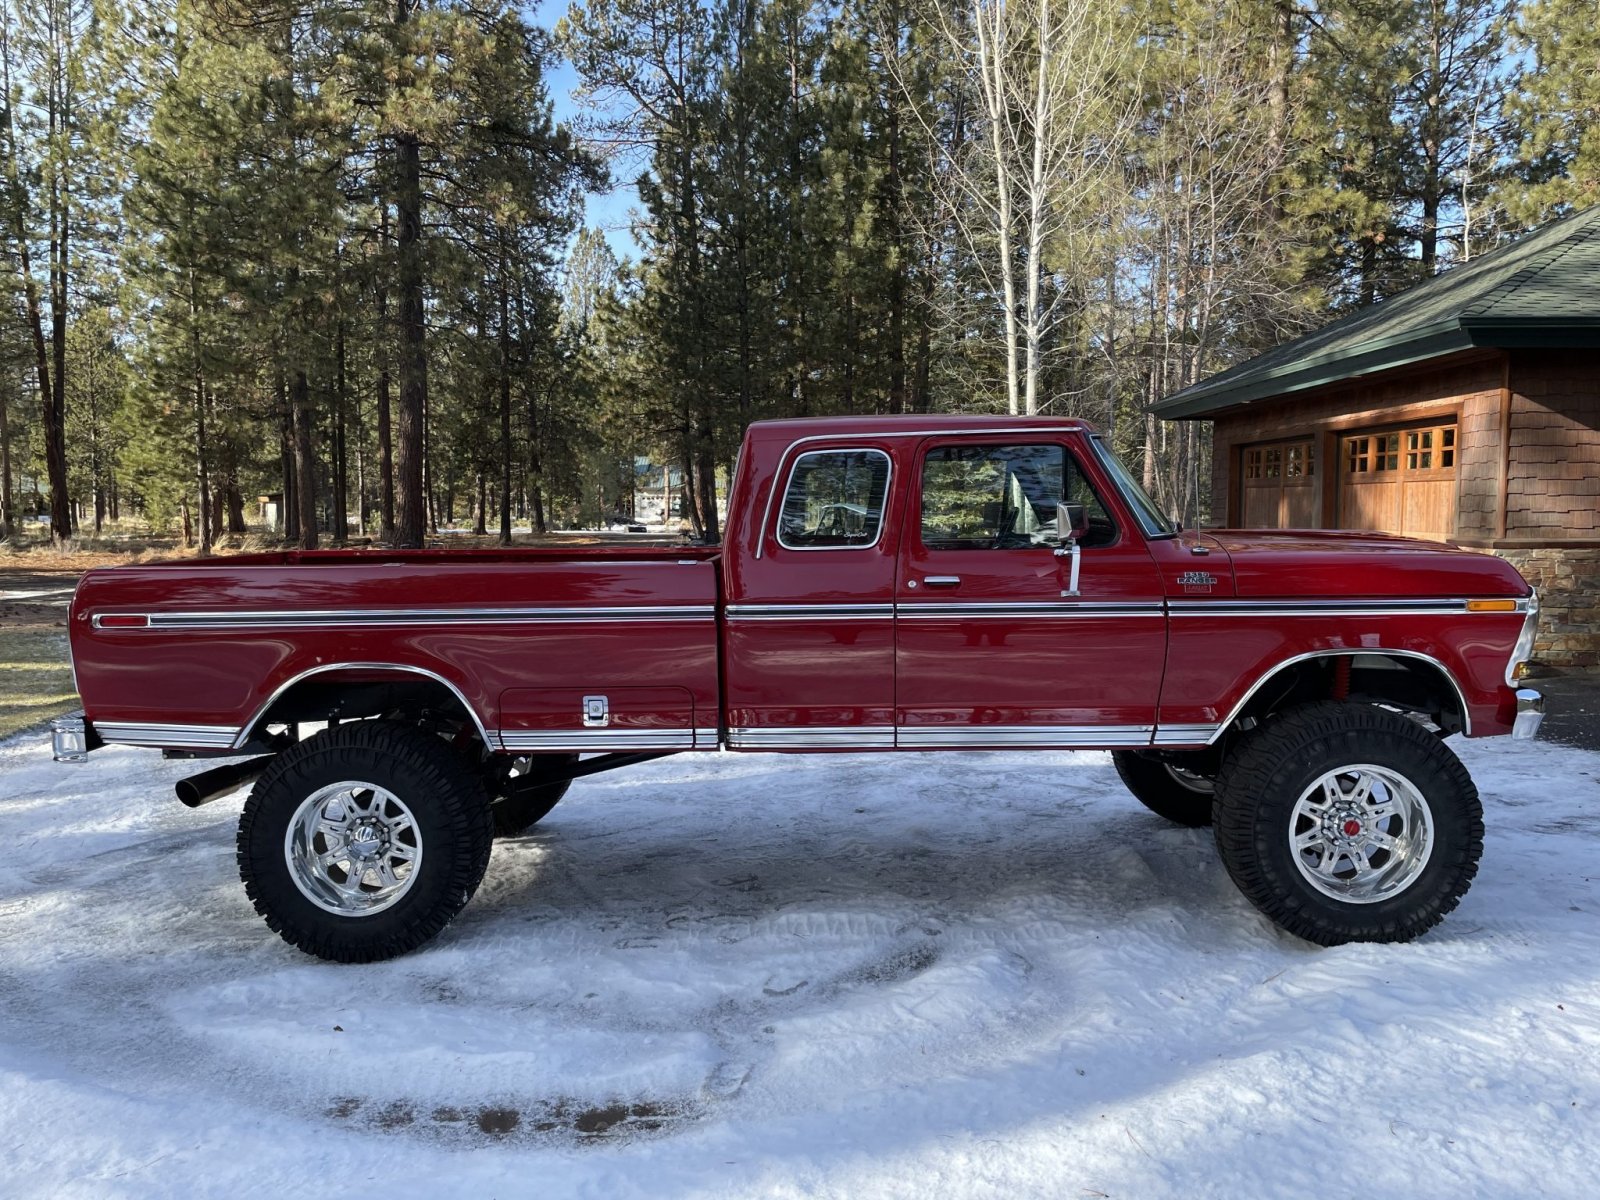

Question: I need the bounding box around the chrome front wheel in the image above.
[1213,702,1483,946]
[1289,765,1433,904]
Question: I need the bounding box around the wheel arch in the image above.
[233,662,493,751]
[1211,649,1471,741]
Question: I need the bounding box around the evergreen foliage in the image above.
[0,0,1590,540]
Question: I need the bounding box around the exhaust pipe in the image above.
[175,756,273,809]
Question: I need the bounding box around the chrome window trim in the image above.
[1208,648,1473,742]
[233,662,492,750]
[1087,434,1179,539]
[753,426,1084,560]
[770,448,894,555]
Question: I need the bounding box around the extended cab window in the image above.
[777,449,892,549]
[920,444,1115,550]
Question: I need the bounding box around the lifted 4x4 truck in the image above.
[53,416,1545,961]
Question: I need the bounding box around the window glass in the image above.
[777,449,891,549]
[1089,436,1177,537]
[920,444,1115,550]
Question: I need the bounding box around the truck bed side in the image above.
[70,550,721,753]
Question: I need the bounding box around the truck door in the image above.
[893,435,1167,746]
[721,438,902,748]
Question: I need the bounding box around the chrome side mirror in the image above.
[1055,502,1085,597]
[1056,502,1088,543]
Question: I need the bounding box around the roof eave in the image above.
[1458,316,1600,348]
[1151,327,1476,420]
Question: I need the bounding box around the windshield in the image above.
[1089,436,1178,538]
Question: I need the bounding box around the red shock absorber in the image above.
[1332,656,1351,701]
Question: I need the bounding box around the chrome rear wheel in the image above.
[285,781,423,916]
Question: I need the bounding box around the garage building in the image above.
[1153,204,1600,668]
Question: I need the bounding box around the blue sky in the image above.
[529,0,643,262]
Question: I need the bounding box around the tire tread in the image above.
[1213,702,1483,945]
[237,721,494,963]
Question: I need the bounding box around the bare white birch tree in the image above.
[913,0,1139,414]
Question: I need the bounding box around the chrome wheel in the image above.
[1164,762,1215,795]
[284,781,423,916]
[1289,764,1433,904]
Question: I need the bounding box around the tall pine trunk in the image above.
[392,3,428,548]
[498,244,513,546]
[333,321,349,544]
[377,204,396,542]
[292,369,317,549]
[0,388,12,539]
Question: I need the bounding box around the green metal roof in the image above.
[1154,204,1600,419]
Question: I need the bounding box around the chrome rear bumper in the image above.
[1512,689,1544,740]
[52,710,89,762]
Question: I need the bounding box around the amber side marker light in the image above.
[1465,599,1519,613]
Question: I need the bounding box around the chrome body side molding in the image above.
[496,729,700,752]
[94,605,716,631]
[97,722,243,750]
[728,726,897,749]
[896,725,1153,748]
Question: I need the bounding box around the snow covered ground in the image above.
[1,731,1596,1198]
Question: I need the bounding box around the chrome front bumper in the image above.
[1512,689,1544,740]
[51,711,89,762]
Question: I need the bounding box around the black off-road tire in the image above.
[237,721,494,963]
[490,754,578,837]
[1213,702,1483,946]
[1112,750,1216,827]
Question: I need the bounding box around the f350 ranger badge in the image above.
[1177,570,1217,593]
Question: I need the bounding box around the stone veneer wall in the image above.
[1497,547,1600,671]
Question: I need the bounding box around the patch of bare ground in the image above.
[324,1095,692,1143]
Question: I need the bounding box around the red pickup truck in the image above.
[55,415,1544,962]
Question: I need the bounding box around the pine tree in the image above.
[1502,0,1600,224]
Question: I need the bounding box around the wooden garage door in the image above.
[1339,422,1457,540]
[1240,439,1318,528]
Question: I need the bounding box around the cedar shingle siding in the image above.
[1508,350,1600,538]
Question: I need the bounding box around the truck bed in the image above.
[69,548,723,753]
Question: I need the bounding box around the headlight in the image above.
[1505,590,1539,687]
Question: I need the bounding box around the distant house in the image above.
[1153,205,1600,669]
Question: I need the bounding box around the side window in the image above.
[777,449,892,550]
[920,444,1116,550]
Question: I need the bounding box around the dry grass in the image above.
[0,628,77,741]
[1,523,617,571]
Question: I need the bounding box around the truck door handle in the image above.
[922,576,962,587]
